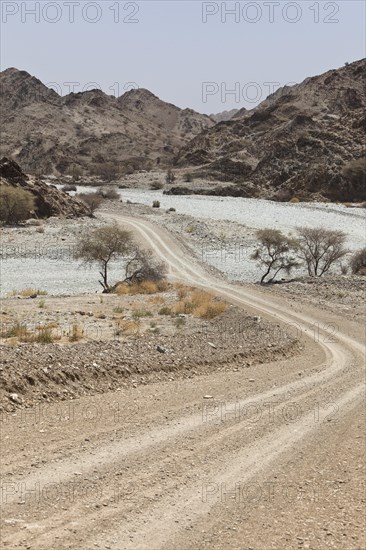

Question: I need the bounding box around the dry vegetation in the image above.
[0,283,228,346]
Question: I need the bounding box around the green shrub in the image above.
[158,306,172,316]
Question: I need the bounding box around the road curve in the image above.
[1,213,364,550]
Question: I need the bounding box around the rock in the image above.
[203,395,214,399]
[156,345,167,354]
[0,158,88,219]
[8,393,22,404]
[207,342,217,349]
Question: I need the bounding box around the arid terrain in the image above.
[1,51,365,550]
[1,60,365,202]
[0,68,213,176]
[176,59,366,202]
[1,205,365,549]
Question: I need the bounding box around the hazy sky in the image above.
[1,1,365,113]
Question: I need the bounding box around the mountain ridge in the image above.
[0,68,214,176]
[175,58,366,201]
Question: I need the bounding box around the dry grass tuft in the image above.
[114,319,140,336]
[69,323,84,342]
[116,279,169,296]
[173,289,228,319]
[7,288,48,298]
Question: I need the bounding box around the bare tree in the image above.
[297,227,348,277]
[350,247,366,275]
[77,193,103,217]
[251,229,301,284]
[123,249,167,284]
[76,225,133,292]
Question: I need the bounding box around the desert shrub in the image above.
[116,279,167,296]
[34,326,55,344]
[183,173,193,183]
[289,197,300,203]
[1,321,30,340]
[132,309,153,319]
[158,306,172,316]
[173,289,227,319]
[195,301,227,319]
[175,283,189,300]
[166,170,176,184]
[138,280,159,294]
[97,186,119,200]
[350,247,366,274]
[123,249,167,285]
[174,317,186,328]
[156,280,169,292]
[115,284,130,295]
[69,323,83,342]
[150,180,164,190]
[0,186,35,225]
[152,200,160,208]
[167,207,176,213]
[77,192,103,217]
[114,319,139,336]
[7,288,48,298]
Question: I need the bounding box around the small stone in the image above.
[9,393,22,404]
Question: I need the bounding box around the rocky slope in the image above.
[0,157,88,218]
[209,109,240,123]
[176,59,366,201]
[0,68,214,177]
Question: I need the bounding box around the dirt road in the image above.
[1,215,365,549]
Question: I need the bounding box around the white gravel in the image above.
[118,189,365,251]
[2,190,364,295]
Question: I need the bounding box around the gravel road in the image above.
[1,214,364,549]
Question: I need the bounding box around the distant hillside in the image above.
[176,59,366,202]
[0,69,214,177]
[209,109,241,122]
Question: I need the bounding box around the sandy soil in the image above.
[1,213,365,549]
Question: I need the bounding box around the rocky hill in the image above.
[0,157,88,218]
[209,109,240,123]
[0,68,214,177]
[176,59,366,202]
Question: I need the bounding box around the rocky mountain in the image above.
[176,59,366,202]
[0,157,88,218]
[0,68,214,177]
[209,109,240,123]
